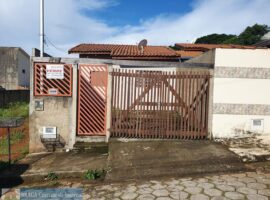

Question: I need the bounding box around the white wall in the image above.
[212,114,270,138]
[215,48,270,68]
[212,49,270,138]
[214,78,270,105]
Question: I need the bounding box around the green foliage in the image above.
[0,102,29,118]
[195,34,236,44]
[195,24,269,45]
[169,45,179,50]
[0,131,25,154]
[45,172,59,181]
[84,169,105,180]
[236,24,269,45]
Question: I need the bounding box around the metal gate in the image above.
[77,64,108,136]
[110,69,211,139]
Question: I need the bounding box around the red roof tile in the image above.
[69,44,179,60]
[175,43,258,51]
[175,50,203,57]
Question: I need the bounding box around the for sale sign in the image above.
[46,65,64,79]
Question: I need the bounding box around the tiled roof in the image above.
[69,44,180,60]
[175,43,258,51]
[175,50,203,58]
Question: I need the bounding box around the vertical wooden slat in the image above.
[171,71,175,138]
[154,71,158,138]
[110,69,115,136]
[188,73,192,138]
[205,76,210,138]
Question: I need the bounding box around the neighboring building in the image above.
[69,43,180,62]
[187,48,270,138]
[174,43,257,61]
[0,47,30,90]
[175,50,204,62]
[255,32,270,48]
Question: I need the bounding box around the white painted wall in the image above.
[215,48,270,68]
[212,114,270,138]
[214,78,270,105]
[212,49,270,138]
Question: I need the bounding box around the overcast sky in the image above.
[0,0,269,57]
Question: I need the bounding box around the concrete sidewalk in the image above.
[0,140,248,187]
[106,140,246,181]
[0,151,108,187]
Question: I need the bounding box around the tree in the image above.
[195,34,236,44]
[235,24,269,45]
[195,24,269,45]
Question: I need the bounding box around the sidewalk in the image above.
[0,151,108,188]
[0,139,253,188]
[106,140,246,181]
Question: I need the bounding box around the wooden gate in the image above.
[77,64,108,136]
[110,69,211,139]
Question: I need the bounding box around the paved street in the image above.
[84,171,270,200]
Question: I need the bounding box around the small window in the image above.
[22,69,26,74]
[253,119,262,126]
[251,119,264,132]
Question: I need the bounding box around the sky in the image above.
[0,0,270,57]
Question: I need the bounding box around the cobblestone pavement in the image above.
[83,172,270,200]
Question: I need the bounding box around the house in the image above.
[186,48,270,137]
[174,43,257,61]
[29,44,210,153]
[255,32,270,48]
[175,50,203,62]
[68,43,180,62]
[0,47,30,90]
[29,42,270,153]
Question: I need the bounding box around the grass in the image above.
[84,169,106,180]
[45,172,59,181]
[0,131,25,154]
[0,102,29,171]
[0,102,29,118]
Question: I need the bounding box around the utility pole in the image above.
[40,0,44,57]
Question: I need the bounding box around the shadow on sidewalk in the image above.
[0,163,29,188]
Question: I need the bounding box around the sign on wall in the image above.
[46,65,64,79]
[34,63,72,97]
[48,88,59,95]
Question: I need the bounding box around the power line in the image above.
[44,35,67,53]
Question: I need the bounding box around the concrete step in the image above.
[105,162,247,181]
[72,142,108,154]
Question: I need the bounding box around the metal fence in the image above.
[34,63,73,97]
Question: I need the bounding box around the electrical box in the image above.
[42,127,57,139]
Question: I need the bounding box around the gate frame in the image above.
[109,68,213,139]
[77,64,109,136]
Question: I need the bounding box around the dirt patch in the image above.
[0,128,7,137]
[215,133,270,162]
[0,118,29,162]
